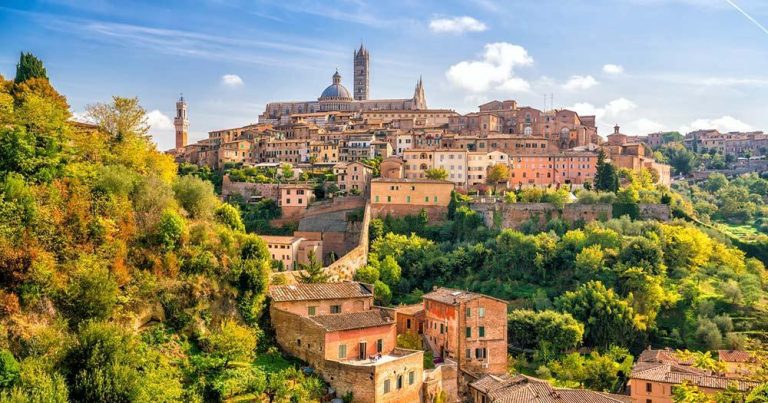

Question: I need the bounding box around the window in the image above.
[308,306,317,316]
[440,324,444,334]
[646,383,652,393]
[466,308,471,317]
[479,326,485,337]
[377,339,383,353]
[466,349,471,359]
[383,379,391,393]
[479,307,485,318]
[375,195,379,203]
[475,348,487,359]
[406,195,411,203]
[387,196,392,203]
[330,305,341,314]
[406,319,411,329]
[409,371,415,385]
[339,344,347,359]
[397,375,403,390]
[297,339,301,346]
[466,327,471,338]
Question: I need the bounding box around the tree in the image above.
[555,281,640,348]
[86,96,149,142]
[0,350,19,389]
[487,164,510,191]
[172,175,219,219]
[373,280,391,306]
[661,143,697,176]
[203,320,258,365]
[425,167,448,181]
[378,255,401,286]
[672,380,709,402]
[63,257,119,325]
[156,209,186,251]
[298,251,330,283]
[14,52,48,83]
[595,149,619,192]
[215,203,245,232]
[507,310,584,353]
[1,357,68,402]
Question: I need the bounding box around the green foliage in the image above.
[555,281,640,348]
[660,143,698,175]
[595,150,619,192]
[0,351,19,389]
[203,320,258,364]
[0,357,68,402]
[548,348,632,392]
[507,310,584,353]
[298,251,329,283]
[86,96,149,141]
[62,257,118,325]
[424,167,448,180]
[156,208,186,251]
[14,53,47,84]
[172,175,219,219]
[374,280,392,306]
[214,203,245,232]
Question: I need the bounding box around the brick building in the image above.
[269,282,424,403]
[422,288,508,378]
[334,161,373,194]
[260,235,322,271]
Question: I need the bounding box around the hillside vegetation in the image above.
[0,54,323,401]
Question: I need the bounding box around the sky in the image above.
[2,0,768,150]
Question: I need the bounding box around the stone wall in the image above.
[471,202,671,230]
[221,175,279,200]
[371,203,448,221]
[424,362,459,403]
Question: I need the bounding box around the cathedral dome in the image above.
[319,70,352,100]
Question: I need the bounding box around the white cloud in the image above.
[680,115,753,133]
[567,97,636,121]
[446,42,533,93]
[221,74,244,87]
[429,16,488,34]
[627,118,667,134]
[69,111,95,124]
[562,75,599,90]
[145,109,175,148]
[602,64,624,75]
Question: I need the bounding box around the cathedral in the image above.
[259,44,427,123]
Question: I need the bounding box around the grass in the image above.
[253,351,299,372]
[713,222,763,242]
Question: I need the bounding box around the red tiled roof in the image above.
[718,350,756,363]
[470,374,630,403]
[423,287,508,305]
[630,363,759,392]
[309,309,394,332]
[269,282,373,302]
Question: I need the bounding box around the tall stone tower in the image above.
[412,76,427,110]
[353,44,369,101]
[174,94,188,149]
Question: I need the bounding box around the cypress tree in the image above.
[14,52,48,83]
[595,149,619,192]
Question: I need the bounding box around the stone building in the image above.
[269,282,424,403]
[370,178,455,219]
[259,45,427,123]
[422,288,509,378]
[334,161,373,194]
[259,235,322,271]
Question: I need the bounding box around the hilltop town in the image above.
[157,46,768,402]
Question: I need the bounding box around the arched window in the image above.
[524,127,533,136]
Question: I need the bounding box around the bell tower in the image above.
[174,94,188,149]
[353,43,369,101]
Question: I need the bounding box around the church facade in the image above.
[259,44,427,124]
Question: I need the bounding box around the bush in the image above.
[172,175,219,219]
[62,258,118,325]
[214,203,244,232]
[0,350,19,389]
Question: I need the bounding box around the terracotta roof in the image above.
[470,374,629,403]
[637,348,691,365]
[309,309,394,332]
[423,287,508,305]
[395,304,424,316]
[718,350,756,363]
[269,282,373,302]
[630,363,759,392]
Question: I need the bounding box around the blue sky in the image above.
[2,0,768,150]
